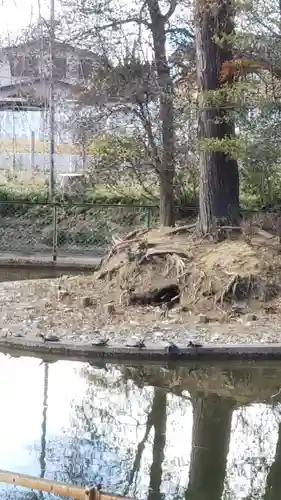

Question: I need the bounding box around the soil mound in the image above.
[94,226,281,317]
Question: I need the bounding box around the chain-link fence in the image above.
[0,201,160,261]
[0,200,270,262]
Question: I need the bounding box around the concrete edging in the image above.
[0,255,101,271]
[1,337,281,364]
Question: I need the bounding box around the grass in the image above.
[0,171,48,199]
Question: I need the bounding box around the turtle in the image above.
[88,359,108,371]
[165,341,181,355]
[187,340,203,348]
[38,333,60,342]
[126,339,146,349]
[91,338,109,347]
[12,332,25,338]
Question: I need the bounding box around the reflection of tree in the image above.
[124,388,167,500]
[57,366,175,500]
[186,395,235,500]
[8,360,281,500]
[124,402,154,494]
[147,390,167,500]
[57,366,148,491]
[40,363,49,479]
[264,422,281,500]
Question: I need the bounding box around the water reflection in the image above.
[0,356,281,500]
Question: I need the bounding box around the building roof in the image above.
[0,97,45,110]
[0,38,98,82]
[2,38,97,60]
[0,78,73,91]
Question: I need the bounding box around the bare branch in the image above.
[166,26,195,39]
[94,17,151,30]
[132,102,161,173]
[163,0,178,21]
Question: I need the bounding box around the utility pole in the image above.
[49,0,57,262]
[49,0,55,200]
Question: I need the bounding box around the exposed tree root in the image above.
[139,247,190,264]
[123,228,150,241]
[167,224,197,235]
[97,262,125,280]
[216,274,240,305]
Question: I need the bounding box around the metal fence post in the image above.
[30,130,35,170]
[52,203,57,262]
[145,206,152,228]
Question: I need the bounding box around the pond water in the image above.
[0,266,89,282]
[0,355,280,500]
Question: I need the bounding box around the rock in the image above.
[63,307,73,313]
[180,305,190,313]
[197,314,209,324]
[126,338,146,348]
[152,330,164,338]
[231,302,248,314]
[58,290,70,302]
[106,303,115,314]
[169,306,182,316]
[80,296,94,308]
[245,313,258,322]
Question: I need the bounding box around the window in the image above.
[24,55,40,77]
[10,54,40,78]
[53,57,67,79]
[79,59,93,80]
[10,55,24,77]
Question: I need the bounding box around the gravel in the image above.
[0,277,280,347]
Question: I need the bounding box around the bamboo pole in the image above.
[0,469,134,500]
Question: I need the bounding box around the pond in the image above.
[0,266,90,282]
[0,354,281,500]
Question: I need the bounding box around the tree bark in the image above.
[147,0,175,226]
[186,394,235,500]
[195,0,240,234]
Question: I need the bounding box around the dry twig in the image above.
[166,224,197,236]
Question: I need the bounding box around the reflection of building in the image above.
[0,38,97,143]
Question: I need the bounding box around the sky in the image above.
[0,0,56,42]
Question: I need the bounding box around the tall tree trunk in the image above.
[186,394,235,500]
[195,0,240,234]
[147,0,175,227]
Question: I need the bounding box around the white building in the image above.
[0,38,97,143]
